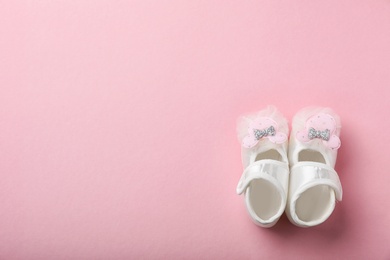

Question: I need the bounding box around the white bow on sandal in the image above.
[286,107,343,227]
[236,106,289,227]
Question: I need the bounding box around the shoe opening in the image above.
[298,149,326,163]
[248,179,282,221]
[255,149,283,162]
[295,185,334,223]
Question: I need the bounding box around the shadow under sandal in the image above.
[236,106,289,227]
[286,107,343,227]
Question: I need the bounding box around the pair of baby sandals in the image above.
[236,106,342,228]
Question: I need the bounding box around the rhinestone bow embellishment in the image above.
[296,113,341,150]
[254,125,275,140]
[308,128,330,141]
[242,117,287,148]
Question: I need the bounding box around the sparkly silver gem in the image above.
[253,125,275,140]
[308,127,330,141]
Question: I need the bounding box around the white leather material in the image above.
[236,160,289,196]
[289,162,342,203]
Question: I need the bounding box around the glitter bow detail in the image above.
[242,117,287,148]
[254,126,275,140]
[308,128,330,141]
[296,113,341,150]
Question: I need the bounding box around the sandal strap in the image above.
[289,162,343,201]
[236,160,289,195]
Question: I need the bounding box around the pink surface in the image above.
[1,1,390,259]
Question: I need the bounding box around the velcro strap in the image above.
[290,162,342,201]
[236,160,289,195]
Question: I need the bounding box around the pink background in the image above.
[1,1,390,259]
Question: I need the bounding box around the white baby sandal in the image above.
[236,106,289,227]
[286,107,343,227]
